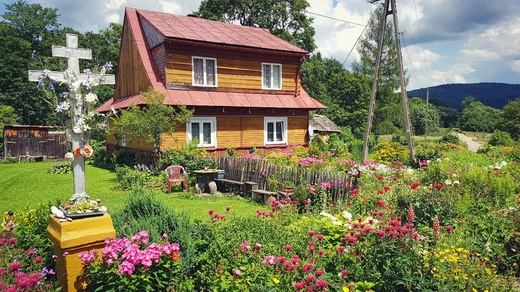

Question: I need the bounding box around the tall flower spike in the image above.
[433,216,440,241]
[407,203,415,227]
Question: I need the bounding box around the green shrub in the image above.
[112,188,197,274]
[47,162,72,174]
[489,130,515,146]
[439,133,459,144]
[114,165,158,190]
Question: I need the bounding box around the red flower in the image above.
[208,209,214,215]
[435,183,442,190]
[9,262,22,271]
[411,182,420,190]
[378,189,384,195]
[308,230,316,237]
[446,225,453,232]
[377,175,383,180]
[35,257,42,264]
[225,206,231,212]
[384,185,390,191]
[341,269,349,276]
[315,279,328,289]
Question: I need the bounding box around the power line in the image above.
[341,10,377,66]
[306,11,367,27]
[412,0,433,87]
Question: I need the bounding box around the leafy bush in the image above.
[439,133,459,144]
[114,165,158,190]
[489,130,515,146]
[112,188,197,274]
[47,162,72,174]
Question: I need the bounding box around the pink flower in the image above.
[225,206,231,212]
[302,263,313,272]
[376,230,385,238]
[284,245,292,252]
[336,246,345,253]
[316,269,325,277]
[284,262,296,271]
[9,262,21,271]
[446,225,453,232]
[208,209,214,215]
[316,234,324,241]
[315,279,328,289]
[308,230,316,237]
[119,260,135,275]
[261,256,277,265]
[306,274,316,283]
[34,257,43,264]
[295,281,306,290]
[340,269,349,276]
[346,236,357,244]
[234,269,241,276]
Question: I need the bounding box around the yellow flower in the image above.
[272,278,280,285]
[342,287,350,292]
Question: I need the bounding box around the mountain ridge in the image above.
[407,82,520,111]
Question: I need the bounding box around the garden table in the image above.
[193,169,224,195]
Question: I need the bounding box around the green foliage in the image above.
[499,97,520,140]
[13,201,62,275]
[47,162,72,174]
[114,165,158,190]
[459,98,501,133]
[439,132,459,144]
[112,188,197,274]
[196,0,316,52]
[111,88,193,151]
[488,130,515,146]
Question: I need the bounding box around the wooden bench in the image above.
[252,189,280,205]
[214,178,244,194]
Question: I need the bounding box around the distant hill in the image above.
[407,82,520,111]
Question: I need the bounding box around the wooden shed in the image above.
[3,125,67,160]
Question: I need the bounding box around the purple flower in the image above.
[31,50,36,60]
[104,62,113,71]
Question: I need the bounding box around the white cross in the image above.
[27,33,115,200]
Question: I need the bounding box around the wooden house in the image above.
[309,114,341,142]
[96,7,325,154]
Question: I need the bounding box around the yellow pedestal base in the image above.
[47,213,116,292]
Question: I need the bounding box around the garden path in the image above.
[457,133,484,152]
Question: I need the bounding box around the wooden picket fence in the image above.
[212,156,359,202]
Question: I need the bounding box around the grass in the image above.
[0,161,268,221]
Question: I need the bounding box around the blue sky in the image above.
[2,0,519,90]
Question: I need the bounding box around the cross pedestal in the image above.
[28,33,114,199]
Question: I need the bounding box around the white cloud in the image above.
[460,49,500,60]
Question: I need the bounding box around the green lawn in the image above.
[0,161,268,222]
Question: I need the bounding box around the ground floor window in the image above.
[264,117,287,145]
[187,117,216,147]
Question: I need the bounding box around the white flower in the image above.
[445,179,452,186]
[453,180,460,186]
[64,152,74,160]
[341,210,352,220]
[84,92,98,103]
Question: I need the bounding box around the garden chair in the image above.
[166,165,189,193]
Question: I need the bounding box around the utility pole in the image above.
[361,0,415,162]
[424,88,429,142]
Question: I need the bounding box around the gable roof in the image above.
[97,7,325,113]
[136,9,308,55]
[310,114,341,133]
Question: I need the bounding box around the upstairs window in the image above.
[192,57,217,87]
[187,117,216,147]
[264,117,287,145]
[262,63,282,90]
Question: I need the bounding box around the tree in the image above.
[195,0,316,52]
[459,97,500,133]
[408,97,440,135]
[499,97,520,140]
[112,88,194,151]
[300,53,371,138]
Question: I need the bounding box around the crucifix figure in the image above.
[28,33,115,202]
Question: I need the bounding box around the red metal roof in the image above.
[135,9,308,54]
[97,88,326,112]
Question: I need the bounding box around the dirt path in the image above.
[457,133,484,152]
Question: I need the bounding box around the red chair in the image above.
[166,165,189,193]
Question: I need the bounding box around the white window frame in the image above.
[187,117,217,148]
[192,56,218,87]
[262,63,282,90]
[264,117,287,145]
